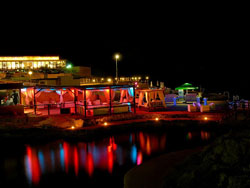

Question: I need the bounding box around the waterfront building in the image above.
[0,82,136,116]
[0,56,66,71]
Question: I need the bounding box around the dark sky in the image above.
[0,7,249,98]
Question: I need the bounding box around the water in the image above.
[0,129,215,188]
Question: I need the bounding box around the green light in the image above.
[66,64,72,69]
[175,83,198,90]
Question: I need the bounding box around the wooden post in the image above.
[133,85,136,114]
[33,87,36,115]
[109,86,112,115]
[48,104,50,115]
[19,88,22,105]
[74,88,77,114]
[84,89,87,118]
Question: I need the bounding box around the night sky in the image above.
[0,8,249,98]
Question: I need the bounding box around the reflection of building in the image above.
[0,56,66,71]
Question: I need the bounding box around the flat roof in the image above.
[22,84,134,90]
[0,56,60,61]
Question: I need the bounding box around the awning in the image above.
[175,83,198,90]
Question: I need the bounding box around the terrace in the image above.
[20,85,136,116]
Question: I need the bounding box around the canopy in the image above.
[137,89,166,108]
[175,83,198,90]
[36,91,60,103]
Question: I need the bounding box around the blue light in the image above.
[204,98,207,105]
[131,145,137,164]
[116,147,123,166]
[24,155,32,185]
[59,144,65,170]
[129,134,133,143]
[38,151,45,174]
[50,150,55,171]
[129,87,134,97]
[173,97,177,106]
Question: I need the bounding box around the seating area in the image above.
[137,89,167,111]
[20,85,135,117]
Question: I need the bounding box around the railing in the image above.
[28,101,133,116]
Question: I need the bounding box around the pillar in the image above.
[204,97,207,105]
[173,97,177,106]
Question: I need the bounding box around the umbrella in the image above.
[36,91,60,103]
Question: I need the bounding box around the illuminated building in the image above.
[0,56,66,71]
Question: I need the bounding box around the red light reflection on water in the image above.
[86,152,94,176]
[23,132,171,185]
[187,132,192,140]
[63,142,69,173]
[24,146,41,185]
[137,151,143,165]
[146,136,151,155]
[73,147,79,176]
[201,131,210,140]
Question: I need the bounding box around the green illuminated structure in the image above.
[175,83,198,90]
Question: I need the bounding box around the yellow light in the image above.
[71,126,75,129]
[115,54,120,59]
[104,122,108,126]
[155,117,159,121]
[28,71,33,75]
[92,79,96,82]
[204,117,208,120]
[101,78,104,81]
[138,77,141,80]
[107,78,112,82]
[146,76,149,80]
[0,56,60,61]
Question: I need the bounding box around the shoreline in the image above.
[0,118,228,144]
[123,120,250,188]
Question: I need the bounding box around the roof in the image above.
[136,89,164,92]
[32,84,134,90]
[175,83,198,90]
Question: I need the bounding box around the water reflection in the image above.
[23,130,211,185]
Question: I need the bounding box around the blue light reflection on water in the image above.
[59,144,65,170]
[131,145,137,164]
[38,151,45,174]
[20,130,212,186]
[24,155,32,185]
[50,150,55,172]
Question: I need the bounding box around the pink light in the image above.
[137,151,143,165]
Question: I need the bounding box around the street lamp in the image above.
[114,53,120,83]
[28,71,33,82]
